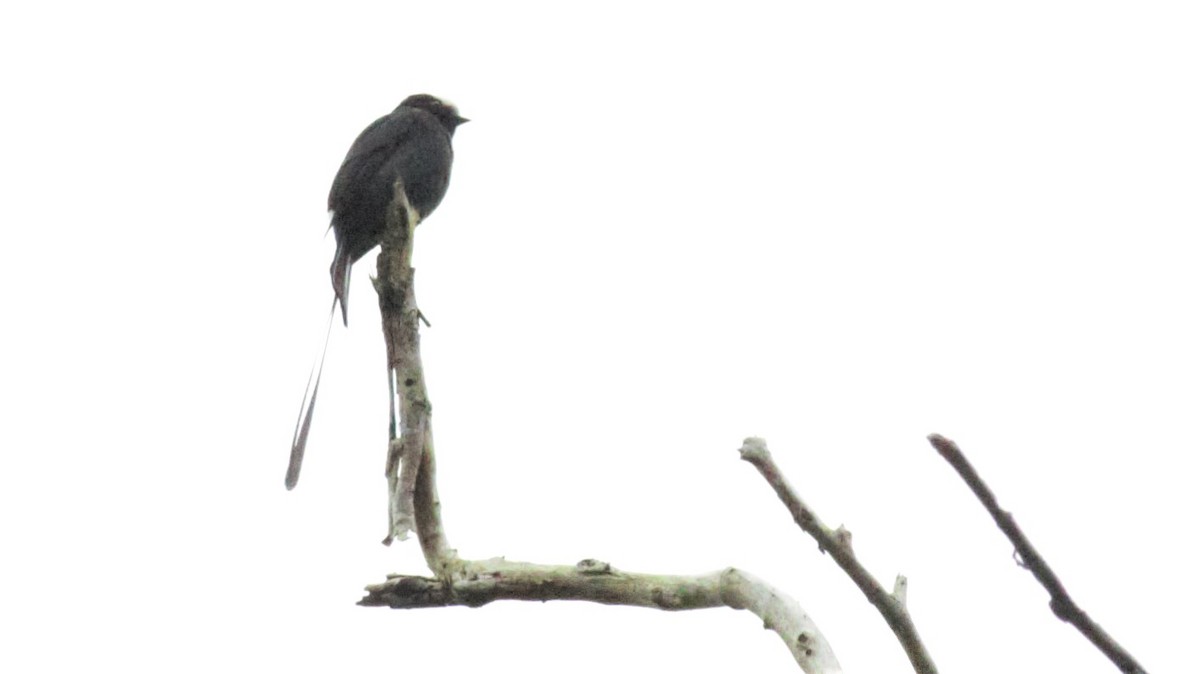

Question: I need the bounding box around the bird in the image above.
[286,94,467,491]
[329,93,469,326]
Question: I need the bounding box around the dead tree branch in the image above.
[927,434,1146,674]
[362,560,840,671]
[365,182,842,672]
[740,437,938,674]
[373,182,459,575]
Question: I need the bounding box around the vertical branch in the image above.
[374,180,457,575]
[414,422,458,574]
[376,181,422,544]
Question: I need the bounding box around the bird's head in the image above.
[400,94,469,134]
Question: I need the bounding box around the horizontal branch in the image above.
[361,559,842,673]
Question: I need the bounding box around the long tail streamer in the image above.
[285,298,337,490]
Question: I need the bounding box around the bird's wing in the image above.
[328,111,419,212]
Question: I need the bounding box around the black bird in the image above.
[329,93,469,325]
[286,94,467,490]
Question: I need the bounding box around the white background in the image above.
[2,2,1195,672]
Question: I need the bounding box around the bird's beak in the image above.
[455,116,470,125]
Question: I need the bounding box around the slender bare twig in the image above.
[739,437,938,674]
[927,434,1146,674]
[361,560,842,673]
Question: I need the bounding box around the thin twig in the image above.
[740,437,938,674]
[927,434,1146,674]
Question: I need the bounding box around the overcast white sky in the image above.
[2,2,1196,672]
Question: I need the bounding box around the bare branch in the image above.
[927,434,1146,674]
[739,437,938,674]
[368,181,842,669]
[361,560,843,673]
[373,181,458,571]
